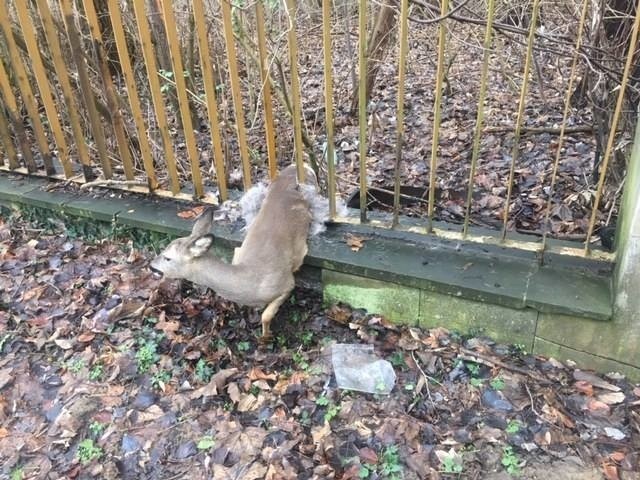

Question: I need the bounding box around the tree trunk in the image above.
[349,4,397,115]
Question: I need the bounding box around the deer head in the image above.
[149,208,216,279]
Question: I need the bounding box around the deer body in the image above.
[150,164,317,340]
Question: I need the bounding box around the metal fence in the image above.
[0,0,638,261]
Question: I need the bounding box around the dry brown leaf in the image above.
[573,370,620,392]
[227,382,241,403]
[609,452,625,463]
[327,305,351,324]
[587,399,610,414]
[77,332,96,343]
[177,205,206,219]
[311,422,331,445]
[344,233,367,252]
[574,380,594,396]
[137,405,164,423]
[237,393,264,412]
[248,367,277,381]
[359,447,378,465]
[597,391,626,405]
[601,462,619,480]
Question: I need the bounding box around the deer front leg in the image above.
[259,292,291,343]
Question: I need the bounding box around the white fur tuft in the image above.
[237,182,347,235]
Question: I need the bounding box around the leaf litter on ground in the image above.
[0,212,638,479]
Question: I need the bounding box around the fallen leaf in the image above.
[587,399,610,414]
[311,422,331,444]
[359,447,378,465]
[177,206,206,219]
[601,462,619,480]
[344,233,367,252]
[227,382,241,403]
[574,380,594,396]
[609,452,625,462]
[248,367,277,381]
[573,370,620,392]
[77,332,96,343]
[597,391,626,405]
[54,338,74,350]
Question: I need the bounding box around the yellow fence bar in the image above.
[106,0,159,189]
[159,0,204,198]
[89,17,134,182]
[15,1,72,177]
[463,0,496,237]
[221,0,252,189]
[392,0,409,227]
[193,0,228,200]
[322,0,336,218]
[0,104,18,169]
[541,0,589,255]
[0,2,54,175]
[358,0,367,222]
[501,0,540,240]
[584,5,640,253]
[427,0,449,232]
[83,0,135,181]
[35,0,92,180]
[59,0,112,179]
[285,0,305,183]
[256,0,278,180]
[132,0,180,193]
[0,59,30,170]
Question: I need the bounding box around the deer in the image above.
[150,163,319,342]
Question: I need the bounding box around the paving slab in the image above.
[526,266,612,320]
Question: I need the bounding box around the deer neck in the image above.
[186,255,257,305]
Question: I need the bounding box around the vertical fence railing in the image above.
[15,2,71,178]
[256,0,278,181]
[193,0,228,200]
[36,0,93,180]
[358,0,368,222]
[0,44,32,171]
[0,101,17,169]
[0,3,54,175]
[132,0,180,193]
[322,0,336,219]
[0,0,634,261]
[107,0,159,190]
[83,0,136,182]
[583,4,640,253]
[392,0,409,228]
[427,0,449,233]
[501,0,541,240]
[540,0,589,256]
[221,0,252,190]
[160,0,204,198]
[60,0,112,178]
[463,0,496,238]
[285,0,306,183]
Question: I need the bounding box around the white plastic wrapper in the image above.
[331,344,396,394]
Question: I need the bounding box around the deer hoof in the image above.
[258,333,274,345]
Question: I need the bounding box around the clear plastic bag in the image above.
[331,344,396,394]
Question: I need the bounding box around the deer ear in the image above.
[189,234,214,257]
[190,208,215,238]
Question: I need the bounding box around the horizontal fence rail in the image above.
[0,0,638,262]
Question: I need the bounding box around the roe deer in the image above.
[150,164,318,341]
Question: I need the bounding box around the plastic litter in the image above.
[331,344,396,394]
